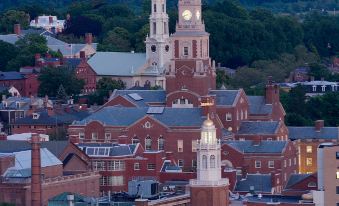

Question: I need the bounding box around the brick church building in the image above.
[68,0,292,195]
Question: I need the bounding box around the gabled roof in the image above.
[87,52,148,76]
[288,126,339,140]
[235,174,272,193]
[237,121,280,135]
[225,140,287,154]
[74,106,205,127]
[0,97,31,110]
[209,90,240,106]
[110,90,166,107]
[285,174,313,189]
[248,96,272,115]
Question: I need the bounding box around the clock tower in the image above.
[165,0,216,97]
[145,0,171,70]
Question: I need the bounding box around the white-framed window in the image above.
[105,133,111,142]
[134,163,140,170]
[306,158,312,166]
[147,163,156,170]
[312,85,316,92]
[93,161,105,171]
[306,146,312,153]
[132,136,140,145]
[100,176,108,186]
[192,140,197,152]
[108,176,124,186]
[91,132,98,141]
[321,85,326,92]
[289,159,292,167]
[183,47,189,56]
[226,113,232,121]
[284,160,287,167]
[294,157,297,165]
[255,161,261,168]
[107,160,125,171]
[79,132,85,140]
[236,110,239,120]
[145,136,152,150]
[178,159,184,167]
[284,173,287,181]
[192,159,197,168]
[241,110,243,120]
[239,138,245,141]
[268,160,274,168]
[210,155,216,168]
[178,140,183,152]
[308,182,317,187]
[245,110,248,119]
[202,155,207,169]
[158,136,164,150]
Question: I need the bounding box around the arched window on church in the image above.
[132,136,139,145]
[202,155,207,169]
[145,136,152,150]
[145,80,151,87]
[158,136,164,150]
[210,155,216,168]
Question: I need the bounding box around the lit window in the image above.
[192,140,197,152]
[226,113,232,121]
[147,163,156,170]
[306,146,312,153]
[268,161,274,168]
[178,140,183,152]
[178,159,184,167]
[255,161,261,168]
[306,158,312,166]
[134,163,140,170]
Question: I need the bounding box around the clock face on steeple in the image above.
[182,10,192,21]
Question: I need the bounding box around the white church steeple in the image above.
[145,0,171,70]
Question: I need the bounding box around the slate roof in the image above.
[237,121,280,135]
[0,71,25,80]
[209,90,239,106]
[288,126,339,140]
[13,111,64,125]
[63,58,82,70]
[225,140,287,154]
[0,97,31,110]
[74,106,205,127]
[0,34,19,44]
[248,96,272,115]
[110,90,166,107]
[78,143,137,157]
[0,140,69,157]
[235,174,272,193]
[285,174,313,189]
[87,52,148,76]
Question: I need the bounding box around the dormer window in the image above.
[16,102,20,108]
[32,113,39,119]
[321,85,326,92]
[312,85,316,92]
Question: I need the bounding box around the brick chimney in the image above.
[85,33,93,44]
[45,53,52,59]
[31,133,42,206]
[35,17,39,24]
[49,16,53,24]
[265,76,279,104]
[14,24,21,35]
[80,51,86,59]
[315,120,324,132]
[135,199,149,206]
[0,132,7,140]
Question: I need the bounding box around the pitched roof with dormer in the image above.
[288,126,339,140]
[209,90,240,106]
[224,140,287,154]
[109,90,166,107]
[237,121,281,135]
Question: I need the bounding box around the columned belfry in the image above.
[145,0,171,70]
[190,116,229,206]
[166,0,216,96]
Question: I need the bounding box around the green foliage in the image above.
[216,70,230,89]
[56,84,68,102]
[0,40,18,70]
[98,27,131,52]
[88,78,126,105]
[48,127,68,141]
[38,67,84,97]
[0,203,15,206]
[308,63,331,80]
[0,10,29,33]
[6,34,48,71]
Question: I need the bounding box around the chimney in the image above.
[315,120,324,132]
[49,16,53,24]
[35,17,39,24]
[265,76,279,104]
[14,24,21,35]
[31,133,42,206]
[80,51,86,59]
[85,33,93,44]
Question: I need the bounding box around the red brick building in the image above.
[75,51,97,94]
[0,72,39,97]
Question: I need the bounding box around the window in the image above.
[178,140,183,152]
[93,161,105,171]
[202,155,207,169]
[284,173,287,181]
[336,186,339,194]
[336,152,339,159]
[226,113,232,121]
[162,3,165,12]
[306,146,312,153]
[306,158,312,166]
[100,176,108,186]
[91,132,98,141]
[192,140,197,152]
[294,157,297,165]
[178,159,184,167]
[255,161,261,168]
[145,136,152,150]
[289,159,292,167]
[153,22,156,35]
[312,85,316,92]
[336,170,339,179]
[105,133,111,142]
[134,163,140,170]
[268,161,274,168]
[308,182,317,187]
[107,160,125,171]
[321,85,326,92]
[151,45,156,52]
[158,136,164,150]
[79,132,85,140]
[210,155,216,168]
[153,4,156,12]
[267,138,273,141]
[147,163,156,170]
[284,160,287,168]
[192,160,197,168]
[164,22,167,34]
[132,136,140,145]
[109,176,124,186]
[183,47,189,56]
[241,110,243,120]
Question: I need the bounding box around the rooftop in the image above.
[288,126,339,140]
[225,140,287,154]
[248,96,272,115]
[77,143,138,157]
[235,174,272,193]
[237,121,280,135]
[110,90,166,107]
[209,90,240,106]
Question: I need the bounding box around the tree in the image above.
[98,27,131,52]
[0,10,30,33]
[56,84,68,102]
[87,78,126,105]
[38,67,84,97]
[0,40,18,70]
